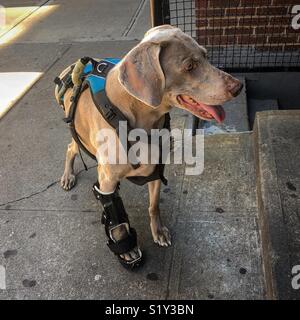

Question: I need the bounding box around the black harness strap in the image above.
[126,113,170,186]
[63,83,97,162]
[88,87,140,170]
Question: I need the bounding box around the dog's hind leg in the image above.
[148,179,171,247]
[61,139,78,190]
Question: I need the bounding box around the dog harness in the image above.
[54,57,170,186]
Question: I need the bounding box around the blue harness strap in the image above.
[83,58,121,94]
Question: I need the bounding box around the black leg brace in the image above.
[92,182,142,268]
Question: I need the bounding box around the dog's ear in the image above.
[118,42,165,108]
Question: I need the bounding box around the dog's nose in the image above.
[229,82,243,97]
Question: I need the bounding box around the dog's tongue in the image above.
[178,95,225,123]
[199,103,225,123]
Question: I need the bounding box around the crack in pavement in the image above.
[122,0,147,37]
[0,180,59,208]
[0,165,97,208]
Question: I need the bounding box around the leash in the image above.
[78,147,88,171]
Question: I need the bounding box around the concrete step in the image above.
[191,77,250,135]
[248,99,279,129]
[254,110,300,300]
[161,131,265,299]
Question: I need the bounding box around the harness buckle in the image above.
[54,77,62,86]
[106,110,116,121]
[103,104,116,121]
[63,116,72,123]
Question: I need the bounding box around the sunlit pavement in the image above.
[0,72,42,117]
[0,1,59,116]
[0,1,264,300]
[0,2,45,38]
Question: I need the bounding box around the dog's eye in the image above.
[185,62,194,72]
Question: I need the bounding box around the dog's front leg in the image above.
[148,179,171,247]
[61,139,78,190]
[94,164,142,267]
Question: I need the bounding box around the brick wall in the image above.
[196,0,300,52]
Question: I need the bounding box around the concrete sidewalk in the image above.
[0,1,264,299]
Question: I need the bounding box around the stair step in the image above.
[254,110,300,299]
[166,132,264,299]
[248,99,278,129]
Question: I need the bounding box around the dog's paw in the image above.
[152,226,171,247]
[60,173,76,191]
[120,246,141,262]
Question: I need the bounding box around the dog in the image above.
[55,25,242,268]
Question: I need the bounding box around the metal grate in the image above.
[158,0,300,71]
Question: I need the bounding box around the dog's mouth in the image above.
[177,95,225,123]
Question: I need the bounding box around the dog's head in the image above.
[118,25,243,123]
